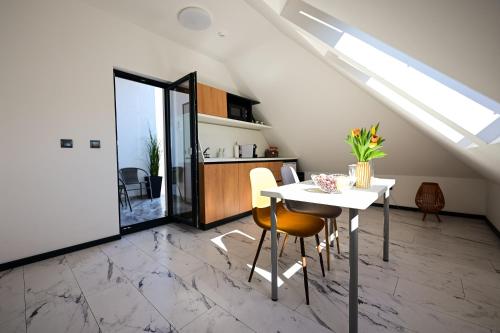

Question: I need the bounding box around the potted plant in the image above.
[345,123,387,188]
[145,129,162,198]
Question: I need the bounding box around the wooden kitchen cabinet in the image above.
[267,161,284,183]
[222,163,240,217]
[203,164,225,223]
[197,83,227,118]
[202,161,290,224]
[238,162,260,213]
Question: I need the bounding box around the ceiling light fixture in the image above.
[177,7,212,31]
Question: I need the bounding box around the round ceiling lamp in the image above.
[177,7,212,31]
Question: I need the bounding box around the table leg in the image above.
[270,197,278,301]
[383,189,390,262]
[349,208,358,333]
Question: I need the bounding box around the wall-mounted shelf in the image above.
[197,113,272,130]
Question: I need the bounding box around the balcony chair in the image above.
[248,167,325,305]
[119,167,153,201]
[118,178,132,212]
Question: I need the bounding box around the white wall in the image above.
[0,0,237,264]
[487,182,500,231]
[304,172,486,215]
[116,77,159,173]
[198,123,270,158]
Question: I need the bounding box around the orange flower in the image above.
[371,135,379,143]
[351,128,361,137]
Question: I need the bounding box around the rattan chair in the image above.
[415,182,445,221]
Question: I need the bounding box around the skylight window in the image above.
[335,34,499,136]
[367,78,464,143]
[282,0,500,146]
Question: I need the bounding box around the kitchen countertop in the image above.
[203,157,298,164]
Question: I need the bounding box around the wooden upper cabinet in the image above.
[197,83,227,118]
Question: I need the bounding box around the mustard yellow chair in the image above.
[248,168,325,304]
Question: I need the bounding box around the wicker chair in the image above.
[415,182,445,221]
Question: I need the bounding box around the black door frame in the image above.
[164,72,200,228]
[113,69,200,234]
[113,69,171,234]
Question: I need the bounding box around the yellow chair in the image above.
[248,168,325,304]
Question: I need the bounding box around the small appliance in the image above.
[240,144,257,158]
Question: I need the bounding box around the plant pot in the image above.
[355,162,371,189]
[146,176,162,198]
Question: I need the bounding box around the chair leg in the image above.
[324,219,331,271]
[248,229,266,283]
[124,188,132,212]
[422,213,427,221]
[436,214,441,222]
[333,218,340,254]
[279,233,289,258]
[299,238,310,305]
[315,234,325,277]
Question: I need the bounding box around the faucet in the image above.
[203,147,210,158]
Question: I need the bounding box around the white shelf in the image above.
[197,113,272,130]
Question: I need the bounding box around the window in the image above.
[282,0,500,145]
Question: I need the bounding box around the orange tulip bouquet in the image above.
[345,123,387,188]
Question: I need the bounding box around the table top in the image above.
[261,178,396,210]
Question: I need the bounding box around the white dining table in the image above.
[261,177,396,333]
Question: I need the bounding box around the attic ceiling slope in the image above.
[80,0,272,61]
[80,0,488,180]
[242,0,499,183]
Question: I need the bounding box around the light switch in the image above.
[60,139,73,148]
[90,140,101,149]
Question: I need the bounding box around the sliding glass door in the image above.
[166,72,200,228]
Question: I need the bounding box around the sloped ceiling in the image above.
[80,0,500,181]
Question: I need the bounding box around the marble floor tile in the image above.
[23,256,100,333]
[85,283,176,333]
[0,315,26,333]
[1,208,499,333]
[395,277,499,330]
[125,231,205,278]
[187,263,331,333]
[0,268,25,325]
[66,247,129,297]
[26,292,99,333]
[107,244,214,329]
[179,305,254,333]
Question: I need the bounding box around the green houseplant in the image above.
[345,123,387,188]
[146,129,162,198]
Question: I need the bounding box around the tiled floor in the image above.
[1,208,499,332]
[119,196,167,227]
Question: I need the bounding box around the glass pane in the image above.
[115,77,167,228]
[169,79,194,220]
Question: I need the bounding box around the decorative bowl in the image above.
[311,174,352,193]
[311,174,340,193]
